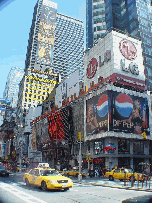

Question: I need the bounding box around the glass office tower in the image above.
[86,0,152,91]
[53,13,84,81]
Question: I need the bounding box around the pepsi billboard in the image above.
[86,91,108,136]
[109,91,149,134]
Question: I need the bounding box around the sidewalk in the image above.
[72,176,152,192]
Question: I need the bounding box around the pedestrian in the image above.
[95,168,99,177]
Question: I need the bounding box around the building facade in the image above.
[3,67,24,108]
[53,13,84,81]
[86,0,152,91]
[83,30,152,171]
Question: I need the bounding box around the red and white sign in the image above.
[119,39,137,60]
[87,58,98,79]
[84,30,144,89]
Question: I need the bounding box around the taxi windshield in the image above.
[40,170,60,176]
[125,169,133,173]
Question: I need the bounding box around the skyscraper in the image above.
[25,0,84,81]
[86,0,152,91]
[53,13,84,81]
[18,0,84,111]
[3,67,24,108]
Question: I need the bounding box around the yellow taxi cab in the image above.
[16,165,26,172]
[105,168,148,182]
[62,167,86,177]
[23,163,73,191]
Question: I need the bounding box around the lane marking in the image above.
[0,182,47,203]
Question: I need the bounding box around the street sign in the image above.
[142,131,146,139]
[78,132,81,141]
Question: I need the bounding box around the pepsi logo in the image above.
[87,58,98,79]
[115,94,133,118]
[97,95,108,117]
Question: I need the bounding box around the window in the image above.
[114,169,120,173]
[34,169,39,176]
[118,139,130,154]
[94,141,104,155]
[29,169,35,175]
[121,169,125,173]
[133,141,144,155]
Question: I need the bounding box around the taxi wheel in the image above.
[41,181,47,191]
[64,188,69,191]
[25,178,29,186]
[75,173,78,177]
[109,175,114,181]
[67,173,69,177]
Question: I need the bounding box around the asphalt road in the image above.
[0,174,151,203]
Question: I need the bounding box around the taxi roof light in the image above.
[38,163,50,169]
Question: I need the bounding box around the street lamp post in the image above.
[18,124,23,173]
[78,132,82,182]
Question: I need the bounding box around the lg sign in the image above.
[86,51,111,79]
[87,58,98,79]
[119,39,137,61]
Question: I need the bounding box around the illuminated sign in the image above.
[86,91,108,136]
[119,39,137,60]
[109,91,149,135]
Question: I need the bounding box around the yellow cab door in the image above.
[69,170,73,176]
[32,169,41,186]
[28,169,35,184]
[112,169,120,179]
[120,169,126,180]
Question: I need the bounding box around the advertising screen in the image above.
[109,91,149,134]
[32,125,37,150]
[36,2,57,65]
[86,91,109,136]
[48,109,65,140]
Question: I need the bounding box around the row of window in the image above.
[93,139,150,155]
[93,3,105,10]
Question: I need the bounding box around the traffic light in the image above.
[142,131,146,139]
[78,132,81,141]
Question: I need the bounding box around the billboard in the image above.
[55,70,79,108]
[109,91,149,134]
[32,125,37,150]
[36,1,57,65]
[86,91,149,136]
[84,30,145,90]
[48,110,65,140]
[86,91,108,136]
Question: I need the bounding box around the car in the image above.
[62,167,86,177]
[16,165,26,172]
[0,165,9,177]
[105,168,148,182]
[23,163,73,191]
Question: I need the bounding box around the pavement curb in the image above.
[73,181,152,192]
[91,184,152,192]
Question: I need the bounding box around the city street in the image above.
[0,173,152,203]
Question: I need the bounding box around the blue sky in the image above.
[0,0,86,99]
